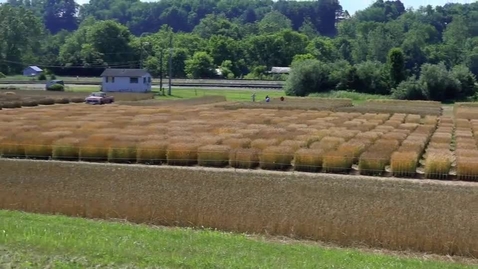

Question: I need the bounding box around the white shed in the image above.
[23,66,43,77]
[268,67,291,74]
[100,68,152,93]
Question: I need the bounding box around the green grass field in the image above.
[309,90,390,104]
[2,75,100,82]
[0,210,474,268]
[66,86,388,103]
[65,86,282,102]
[153,88,284,102]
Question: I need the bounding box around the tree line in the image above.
[0,0,477,102]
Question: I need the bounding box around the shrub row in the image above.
[0,97,82,109]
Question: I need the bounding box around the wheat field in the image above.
[1,99,478,258]
[0,159,476,258]
[0,100,475,181]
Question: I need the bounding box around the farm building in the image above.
[100,68,152,93]
[23,66,43,77]
[268,67,291,74]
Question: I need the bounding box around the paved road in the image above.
[2,84,281,92]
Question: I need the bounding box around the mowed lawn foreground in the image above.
[0,211,474,269]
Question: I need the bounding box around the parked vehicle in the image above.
[85,92,114,105]
[45,80,65,91]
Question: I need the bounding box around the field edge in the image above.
[1,210,476,268]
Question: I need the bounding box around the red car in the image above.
[85,92,114,105]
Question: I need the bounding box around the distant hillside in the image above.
[0,0,477,102]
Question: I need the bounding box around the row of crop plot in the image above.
[453,104,478,181]
[337,100,443,116]
[220,97,354,111]
[1,104,475,181]
[421,116,454,179]
[221,99,443,117]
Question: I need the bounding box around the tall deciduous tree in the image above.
[43,0,78,33]
[185,51,215,79]
[85,20,134,66]
[285,59,331,96]
[0,5,44,74]
[387,47,406,87]
[258,10,292,34]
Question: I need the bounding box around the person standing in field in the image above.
[265,95,270,102]
[252,92,256,102]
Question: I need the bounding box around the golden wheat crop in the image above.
[108,141,137,164]
[322,149,354,173]
[229,148,260,169]
[358,151,390,176]
[310,137,345,151]
[198,145,231,167]
[336,141,366,161]
[279,140,307,151]
[3,102,478,180]
[250,139,279,150]
[136,141,169,164]
[1,158,477,258]
[456,156,478,181]
[52,138,81,161]
[424,152,452,179]
[0,135,26,158]
[79,134,114,162]
[390,151,418,177]
[167,143,200,166]
[293,148,324,172]
[259,146,294,171]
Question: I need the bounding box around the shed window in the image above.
[105,77,109,83]
[143,77,146,84]
[148,77,151,83]
[111,77,115,83]
[130,77,138,83]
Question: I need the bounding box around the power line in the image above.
[0,59,142,68]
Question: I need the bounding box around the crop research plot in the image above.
[0,97,471,180]
[0,97,478,259]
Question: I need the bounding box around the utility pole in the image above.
[168,33,173,96]
[159,49,163,95]
[140,42,143,69]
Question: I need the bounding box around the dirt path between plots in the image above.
[442,105,453,117]
[1,158,477,187]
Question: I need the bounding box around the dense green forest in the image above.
[0,0,477,101]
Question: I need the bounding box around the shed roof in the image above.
[269,67,290,74]
[26,66,42,72]
[100,68,150,77]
